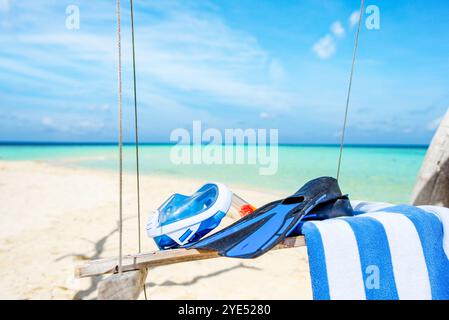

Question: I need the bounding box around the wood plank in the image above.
[412,107,449,207]
[75,236,306,278]
[98,268,148,300]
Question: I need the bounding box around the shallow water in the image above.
[0,144,426,203]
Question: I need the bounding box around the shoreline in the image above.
[0,160,311,300]
[49,158,289,200]
[0,144,426,204]
[0,141,430,148]
[6,156,290,200]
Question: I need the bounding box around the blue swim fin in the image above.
[184,177,353,258]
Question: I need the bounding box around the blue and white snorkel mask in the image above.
[147,183,234,250]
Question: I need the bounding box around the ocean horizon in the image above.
[0,141,430,148]
[0,143,427,204]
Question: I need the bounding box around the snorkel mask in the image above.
[147,183,255,250]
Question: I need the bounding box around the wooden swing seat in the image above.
[75,236,305,278]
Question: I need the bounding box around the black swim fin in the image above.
[286,195,354,237]
[184,176,353,259]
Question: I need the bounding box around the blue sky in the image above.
[0,0,448,144]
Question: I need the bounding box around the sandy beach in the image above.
[0,160,312,300]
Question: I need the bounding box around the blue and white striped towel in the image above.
[302,201,449,300]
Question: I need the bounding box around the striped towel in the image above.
[302,201,449,300]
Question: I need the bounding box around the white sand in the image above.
[0,160,312,300]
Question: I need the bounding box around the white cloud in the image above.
[41,116,54,127]
[42,116,68,132]
[268,59,286,82]
[349,10,360,28]
[330,21,345,38]
[259,112,270,119]
[312,13,359,60]
[427,116,443,131]
[86,104,110,112]
[3,2,297,112]
[0,0,10,13]
[41,116,104,133]
[76,120,105,131]
[402,128,413,134]
[1,0,302,141]
[312,35,336,59]
[312,19,347,60]
[135,12,298,110]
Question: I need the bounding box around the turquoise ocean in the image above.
[0,144,426,204]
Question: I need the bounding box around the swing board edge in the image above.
[75,236,306,278]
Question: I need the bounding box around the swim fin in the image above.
[184,176,353,259]
[286,195,354,237]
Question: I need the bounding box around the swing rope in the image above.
[336,0,364,181]
[129,0,142,256]
[129,0,148,300]
[116,0,124,275]
[116,0,147,299]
